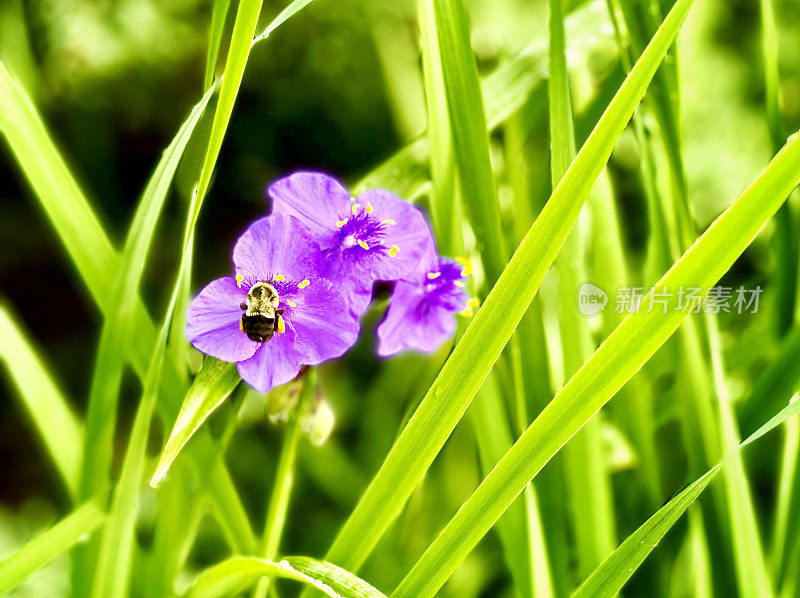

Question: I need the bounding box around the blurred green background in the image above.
[3,0,800,595]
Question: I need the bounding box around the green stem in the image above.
[254,369,316,598]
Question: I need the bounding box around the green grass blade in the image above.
[0,60,116,300]
[390,130,800,598]
[205,0,232,88]
[284,557,388,598]
[252,0,317,44]
[549,0,615,575]
[193,0,262,211]
[572,467,721,598]
[418,0,456,253]
[0,499,105,595]
[324,0,694,573]
[573,397,800,597]
[80,86,214,503]
[0,305,83,499]
[189,557,387,598]
[426,0,506,284]
[0,57,255,554]
[706,315,774,597]
[87,88,215,598]
[151,358,240,487]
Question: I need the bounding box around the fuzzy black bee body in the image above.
[240,281,286,342]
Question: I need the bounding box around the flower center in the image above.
[334,202,399,257]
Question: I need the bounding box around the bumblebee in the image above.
[239,281,286,342]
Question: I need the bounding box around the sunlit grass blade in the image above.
[0,499,105,595]
[418,0,456,254]
[192,0,262,211]
[323,0,695,573]
[205,0,232,88]
[87,88,215,598]
[549,0,615,575]
[0,305,83,499]
[573,467,720,598]
[252,0,317,44]
[771,395,799,586]
[80,86,214,503]
[190,557,387,598]
[0,56,255,554]
[391,130,800,598]
[573,397,800,597]
[425,0,505,284]
[151,358,240,487]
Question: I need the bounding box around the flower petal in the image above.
[186,277,258,362]
[236,328,305,392]
[377,280,456,356]
[286,278,361,361]
[357,189,437,281]
[268,172,351,238]
[233,214,321,282]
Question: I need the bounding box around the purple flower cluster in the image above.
[186,172,471,392]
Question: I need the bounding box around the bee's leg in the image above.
[276,313,286,334]
[276,308,285,315]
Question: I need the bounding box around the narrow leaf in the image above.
[0,306,83,498]
[573,397,800,597]
[0,499,105,595]
[151,358,240,487]
[189,556,386,598]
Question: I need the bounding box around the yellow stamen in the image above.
[352,204,360,215]
[236,274,244,288]
[336,220,347,227]
[455,281,466,288]
[459,308,473,317]
[365,203,373,213]
[357,240,370,250]
[382,218,396,225]
[389,245,399,257]
[455,256,472,276]
[239,317,245,332]
[276,314,286,334]
[286,299,297,307]
[273,274,285,282]
[298,280,310,289]
[427,271,441,280]
[468,297,480,308]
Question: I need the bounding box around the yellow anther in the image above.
[273,274,285,282]
[427,271,441,280]
[298,280,310,289]
[365,203,373,213]
[358,240,369,250]
[352,204,360,215]
[286,299,297,307]
[235,274,244,288]
[382,218,396,225]
[336,220,347,227]
[468,297,480,308]
[276,314,286,334]
[239,318,245,332]
[459,308,474,317]
[455,281,466,288]
[389,245,399,257]
[455,257,472,276]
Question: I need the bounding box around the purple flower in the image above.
[376,251,474,357]
[186,214,360,392]
[268,172,434,314]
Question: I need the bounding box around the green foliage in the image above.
[3,0,800,596]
